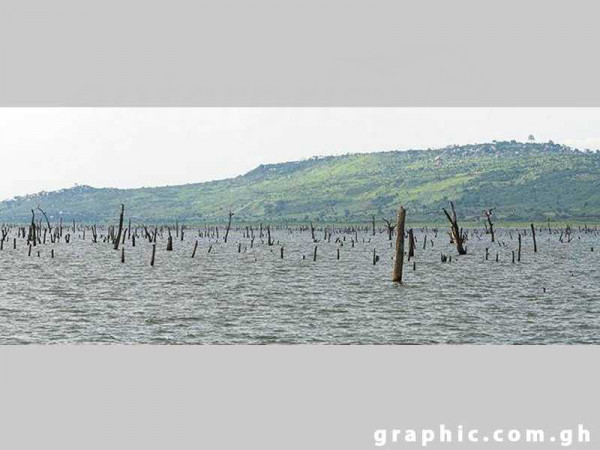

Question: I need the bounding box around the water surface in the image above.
[0,226,598,344]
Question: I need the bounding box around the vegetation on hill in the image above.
[1,141,599,224]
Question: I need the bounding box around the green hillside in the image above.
[2,141,599,224]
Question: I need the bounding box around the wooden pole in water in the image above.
[392,206,406,283]
[408,228,415,260]
[114,204,124,250]
[530,223,537,253]
[518,233,522,262]
[166,229,173,251]
[191,240,198,258]
[121,247,125,263]
[30,210,37,247]
[150,243,156,266]
[224,211,234,243]
[313,245,317,261]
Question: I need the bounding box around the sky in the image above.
[0,107,599,201]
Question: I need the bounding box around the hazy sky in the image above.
[1,107,599,201]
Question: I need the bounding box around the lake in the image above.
[0,225,598,344]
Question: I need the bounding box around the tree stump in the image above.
[392,206,406,283]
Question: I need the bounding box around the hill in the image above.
[1,141,599,224]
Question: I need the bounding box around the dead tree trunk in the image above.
[392,206,406,283]
[531,223,537,253]
[37,206,52,233]
[484,208,495,243]
[383,218,396,241]
[408,228,415,260]
[224,211,234,243]
[166,229,173,251]
[443,202,467,255]
[30,210,37,247]
[114,204,124,250]
[1,227,8,249]
[371,215,376,236]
